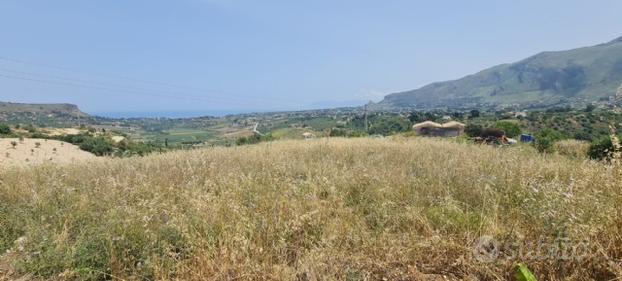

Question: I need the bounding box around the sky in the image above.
[1,0,621,116]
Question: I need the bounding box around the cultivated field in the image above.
[0,138,621,280]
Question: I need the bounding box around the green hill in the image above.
[378,36,622,110]
[0,102,89,126]
[0,102,87,116]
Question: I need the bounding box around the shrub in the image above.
[119,142,160,157]
[534,137,554,153]
[24,124,36,133]
[480,128,505,138]
[588,136,622,161]
[573,131,594,142]
[0,124,12,135]
[329,128,348,137]
[464,124,483,137]
[533,129,565,153]
[30,132,47,139]
[495,121,522,138]
[236,134,273,146]
[79,137,114,156]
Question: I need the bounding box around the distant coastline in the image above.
[90,110,272,119]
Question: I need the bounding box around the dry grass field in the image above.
[1,137,621,280]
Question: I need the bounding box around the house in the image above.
[413,121,465,137]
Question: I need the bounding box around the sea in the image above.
[90,110,270,119]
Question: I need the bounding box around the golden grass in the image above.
[554,140,591,159]
[1,137,621,280]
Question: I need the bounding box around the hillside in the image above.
[0,102,87,116]
[0,138,96,167]
[0,102,88,126]
[1,138,620,280]
[378,36,622,110]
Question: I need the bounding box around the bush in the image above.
[588,136,622,160]
[573,131,594,142]
[79,137,114,156]
[534,137,554,153]
[329,128,348,137]
[464,124,483,137]
[495,121,522,138]
[236,134,273,146]
[119,142,161,157]
[24,124,36,133]
[0,124,12,135]
[533,129,565,153]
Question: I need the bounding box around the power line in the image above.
[0,73,268,107]
[0,67,274,105]
[0,55,302,105]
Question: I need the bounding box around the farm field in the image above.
[1,137,620,280]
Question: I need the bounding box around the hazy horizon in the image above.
[2,0,622,114]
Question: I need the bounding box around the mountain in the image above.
[378,36,622,110]
[0,102,87,117]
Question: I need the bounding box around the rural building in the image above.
[413,121,465,137]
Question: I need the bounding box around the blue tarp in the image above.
[520,134,534,143]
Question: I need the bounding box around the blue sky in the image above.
[1,0,621,116]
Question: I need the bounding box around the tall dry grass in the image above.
[1,137,621,280]
[554,140,590,159]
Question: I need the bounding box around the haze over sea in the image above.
[91,110,267,118]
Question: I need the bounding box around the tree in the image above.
[469,110,480,118]
[368,117,411,135]
[495,121,522,138]
[450,111,465,119]
[408,112,426,123]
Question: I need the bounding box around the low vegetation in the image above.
[554,139,590,159]
[1,138,621,280]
